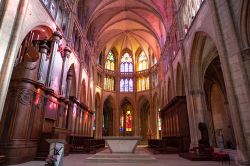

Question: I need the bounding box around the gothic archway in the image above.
[120,98,134,136]
[138,96,150,141]
[204,57,236,149]
[103,96,114,136]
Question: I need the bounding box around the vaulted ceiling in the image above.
[77,0,173,59]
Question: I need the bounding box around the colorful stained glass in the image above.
[138,51,148,71]
[120,78,133,92]
[105,51,115,71]
[120,52,133,72]
[126,110,132,131]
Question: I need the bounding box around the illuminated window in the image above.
[104,77,114,91]
[120,79,125,92]
[158,111,161,131]
[120,53,133,72]
[137,77,150,91]
[138,51,148,71]
[126,110,132,131]
[120,78,133,92]
[105,51,115,71]
[120,114,124,132]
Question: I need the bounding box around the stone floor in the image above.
[10,146,235,166]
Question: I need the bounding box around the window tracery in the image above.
[138,51,148,71]
[105,51,115,71]
[104,77,115,91]
[137,77,149,91]
[120,78,133,92]
[120,53,133,73]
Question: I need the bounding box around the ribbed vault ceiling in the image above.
[79,0,171,59]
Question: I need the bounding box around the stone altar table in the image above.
[104,136,141,153]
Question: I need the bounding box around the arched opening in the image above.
[204,57,236,149]
[176,64,185,96]
[102,96,114,136]
[80,79,86,103]
[65,64,77,99]
[120,99,133,136]
[139,97,150,141]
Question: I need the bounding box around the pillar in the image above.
[46,31,62,87]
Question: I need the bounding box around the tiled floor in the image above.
[10,147,235,166]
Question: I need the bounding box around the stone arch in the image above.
[120,97,134,136]
[15,25,52,64]
[103,95,115,136]
[176,63,185,96]
[203,56,236,149]
[138,96,150,140]
[189,31,217,90]
[67,64,77,97]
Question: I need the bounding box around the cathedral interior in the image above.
[0,0,250,165]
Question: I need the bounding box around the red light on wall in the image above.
[35,88,41,105]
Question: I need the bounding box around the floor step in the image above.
[85,153,157,163]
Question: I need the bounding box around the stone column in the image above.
[37,41,49,84]
[150,103,157,139]
[46,31,62,87]
[65,67,73,99]
[59,46,71,95]
[208,0,250,164]
[95,101,103,138]
[0,0,30,120]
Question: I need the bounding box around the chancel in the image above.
[0,0,250,166]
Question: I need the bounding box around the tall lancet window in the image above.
[120,52,133,73]
[138,51,148,71]
[105,51,115,71]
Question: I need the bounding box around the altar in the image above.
[104,136,141,153]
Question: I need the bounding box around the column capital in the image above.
[39,41,49,54]
[52,31,62,41]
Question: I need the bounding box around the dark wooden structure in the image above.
[0,33,93,164]
[148,96,190,153]
[69,136,105,153]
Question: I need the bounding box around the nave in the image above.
[10,146,234,166]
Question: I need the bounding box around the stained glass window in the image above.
[120,114,124,132]
[129,79,133,92]
[126,110,132,131]
[158,111,161,131]
[120,53,133,72]
[105,51,115,71]
[104,77,114,91]
[137,77,150,91]
[120,78,133,92]
[120,79,125,92]
[138,51,148,71]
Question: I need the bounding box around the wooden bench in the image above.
[0,155,6,166]
[148,137,190,154]
[213,152,230,164]
[69,136,105,153]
